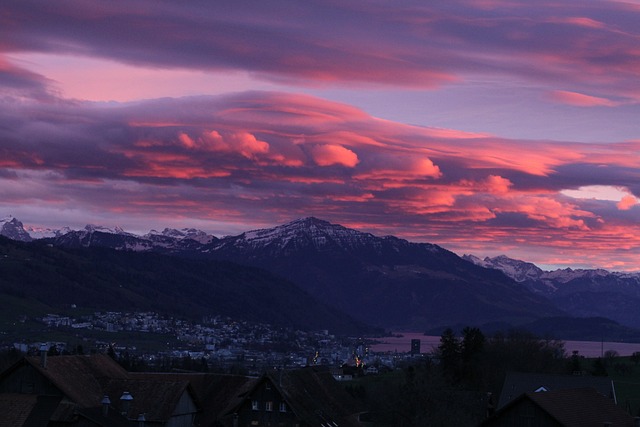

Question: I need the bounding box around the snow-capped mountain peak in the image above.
[226,217,378,252]
[463,254,545,282]
[0,216,32,242]
[83,224,131,235]
[25,226,72,239]
[146,227,215,244]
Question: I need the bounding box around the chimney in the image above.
[39,344,48,369]
[101,395,111,417]
[120,391,133,417]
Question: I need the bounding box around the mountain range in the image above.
[2,215,640,338]
[463,254,640,329]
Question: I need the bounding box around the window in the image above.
[265,401,273,412]
[279,402,287,413]
[252,400,259,410]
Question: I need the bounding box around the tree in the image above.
[568,350,582,374]
[437,328,461,380]
[461,327,485,361]
[591,357,608,376]
[461,327,485,385]
[604,349,619,367]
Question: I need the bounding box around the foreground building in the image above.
[480,387,637,427]
[0,353,364,426]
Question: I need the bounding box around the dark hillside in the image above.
[0,236,373,335]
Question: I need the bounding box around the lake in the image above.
[370,332,640,358]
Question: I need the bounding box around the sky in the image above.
[1,0,639,271]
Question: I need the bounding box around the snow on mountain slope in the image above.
[210,217,442,257]
[0,216,32,242]
[25,226,72,239]
[463,253,640,290]
[145,227,215,244]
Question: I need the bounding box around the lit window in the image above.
[252,400,259,410]
[265,401,273,412]
[279,402,287,412]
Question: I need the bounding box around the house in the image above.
[0,353,198,426]
[498,371,616,409]
[480,387,637,427]
[0,355,365,427]
[126,372,255,427]
[0,393,62,427]
[223,367,365,427]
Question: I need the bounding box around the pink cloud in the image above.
[548,90,617,107]
[480,175,512,194]
[548,17,606,29]
[178,130,269,159]
[310,144,359,167]
[617,195,638,210]
[3,0,640,101]
[2,90,640,270]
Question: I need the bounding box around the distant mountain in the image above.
[198,217,563,330]
[0,236,372,335]
[464,254,640,329]
[0,216,32,242]
[11,214,640,334]
[145,228,217,244]
[47,224,216,253]
[24,225,72,240]
[17,216,565,330]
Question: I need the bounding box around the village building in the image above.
[0,353,365,427]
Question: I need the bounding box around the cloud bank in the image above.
[0,89,638,270]
[1,0,639,270]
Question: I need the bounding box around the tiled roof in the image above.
[527,388,634,427]
[5,355,198,424]
[24,354,128,408]
[498,371,614,408]
[238,367,365,427]
[130,372,256,426]
[483,387,635,427]
[0,393,38,427]
[0,394,61,427]
[103,377,191,421]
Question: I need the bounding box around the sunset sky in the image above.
[1,0,639,271]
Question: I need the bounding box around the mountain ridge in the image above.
[0,235,372,335]
[4,215,638,332]
[464,254,640,328]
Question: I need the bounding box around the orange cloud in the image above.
[355,156,442,181]
[310,144,359,167]
[617,195,638,210]
[481,175,513,194]
[179,130,269,159]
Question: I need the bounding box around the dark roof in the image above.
[483,388,635,427]
[103,377,192,422]
[498,371,615,408]
[24,354,128,408]
[1,355,199,424]
[74,406,132,427]
[0,393,61,427]
[230,367,364,427]
[130,372,255,426]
